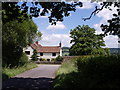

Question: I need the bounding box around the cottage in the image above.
[23,41,62,61]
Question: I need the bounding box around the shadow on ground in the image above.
[2,73,9,82]
[2,77,54,90]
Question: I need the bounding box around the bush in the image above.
[3,52,28,68]
[54,55,120,88]
[55,56,63,62]
[76,55,120,88]
[51,58,56,61]
[19,53,28,65]
[31,49,39,61]
[39,58,47,61]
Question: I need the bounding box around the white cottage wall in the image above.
[60,48,62,56]
[23,46,33,60]
[38,52,60,61]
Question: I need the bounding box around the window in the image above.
[25,51,30,55]
[47,59,50,61]
[52,53,56,56]
[40,53,43,56]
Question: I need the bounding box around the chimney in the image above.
[59,41,62,47]
[36,41,38,45]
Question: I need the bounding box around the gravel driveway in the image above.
[2,64,60,90]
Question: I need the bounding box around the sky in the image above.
[31,2,118,48]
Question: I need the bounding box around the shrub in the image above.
[76,55,120,88]
[54,55,120,88]
[39,58,47,61]
[3,52,28,68]
[31,49,39,61]
[19,53,28,65]
[55,56,63,62]
[51,58,56,61]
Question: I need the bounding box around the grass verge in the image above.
[53,57,79,88]
[2,62,37,81]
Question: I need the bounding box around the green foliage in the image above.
[91,48,110,56]
[2,62,37,81]
[2,19,39,67]
[19,53,29,65]
[55,55,63,62]
[53,58,78,88]
[101,9,120,36]
[2,3,42,67]
[51,58,56,61]
[18,2,83,25]
[2,19,38,46]
[39,58,47,61]
[53,56,81,88]
[83,2,120,36]
[54,55,120,88]
[75,55,120,88]
[56,58,77,75]
[2,52,28,68]
[69,25,109,56]
[3,2,119,36]
[2,2,29,23]
[2,2,83,25]
[31,49,39,61]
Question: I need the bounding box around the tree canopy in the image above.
[69,25,110,56]
[2,2,119,36]
[2,2,82,25]
[83,2,120,36]
[2,2,42,67]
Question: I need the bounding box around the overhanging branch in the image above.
[82,2,109,21]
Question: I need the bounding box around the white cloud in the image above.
[104,35,118,48]
[77,2,97,9]
[39,33,71,47]
[32,16,48,20]
[31,8,49,19]
[94,4,118,34]
[78,0,92,2]
[39,33,119,48]
[46,21,66,30]
[93,4,118,48]
[77,2,94,9]
[38,16,48,18]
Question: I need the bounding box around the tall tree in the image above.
[2,19,41,67]
[2,2,42,67]
[69,25,109,56]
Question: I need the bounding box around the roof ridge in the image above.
[42,46,59,47]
